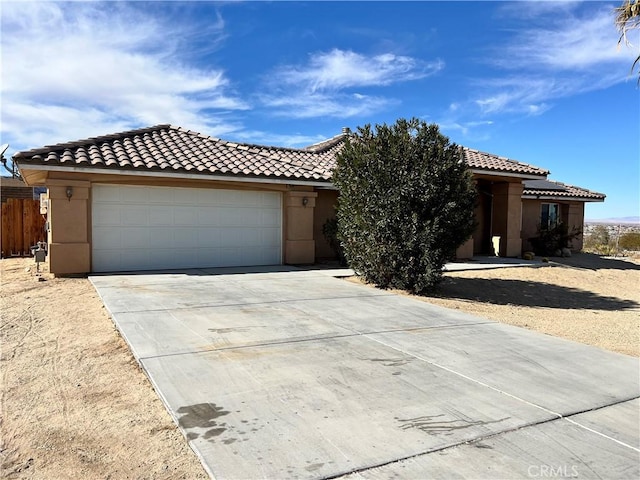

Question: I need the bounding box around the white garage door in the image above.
[92,185,282,272]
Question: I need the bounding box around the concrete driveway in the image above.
[90,267,639,479]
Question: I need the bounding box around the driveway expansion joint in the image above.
[136,321,497,362]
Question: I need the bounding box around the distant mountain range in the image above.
[585,216,640,225]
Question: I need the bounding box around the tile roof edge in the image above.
[14,124,172,158]
[463,146,550,174]
[541,180,606,198]
[303,133,347,152]
[171,125,345,156]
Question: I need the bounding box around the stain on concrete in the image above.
[305,462,324,472]
[370,358,412,367]
[474,442,493,449]
[396,414,509,436]
[177,403,231,441]
[203,428,226,439]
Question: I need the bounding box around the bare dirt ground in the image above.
[1,253,638,480]
[351,253,640,357]
[0,258,207,479]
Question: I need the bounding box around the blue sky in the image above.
[1,1,638,219]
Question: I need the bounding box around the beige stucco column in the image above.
[492,182,524,257]
[567,202,585,251]
[284,191,317,264]
[46,179,91,275]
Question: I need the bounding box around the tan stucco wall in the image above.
[521,200,540,252]
[284,190,317,264]
[567,203,585,251]
[46,179,91,275]
[313,190,339,260]
[455,238,474,259]
[521,199,585,252]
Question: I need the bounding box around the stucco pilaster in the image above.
[284,191,317,264]
[45,179,91,275]
[567,202,584,251]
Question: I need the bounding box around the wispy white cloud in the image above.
[495,7,636,72]
[438,120,494,139]
[261,48,442,118]
[274,49,443,92]
[497,1,583,20]
[448,3,638,127]
[261,91,396,119]
[1,2,246,153]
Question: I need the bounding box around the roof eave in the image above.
[522,194,605,202]
[469,168,547,180]
[16,163,334,188]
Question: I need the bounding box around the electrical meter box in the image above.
[40,192,48,214]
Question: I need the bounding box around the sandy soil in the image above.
[0,258,207,479]
[349,253,640,357]
[1,253,637,479]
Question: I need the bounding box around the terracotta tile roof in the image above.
[14,124,345,182]
[14,124,551,183]
[463,148,548,177]
[523,179,605,201]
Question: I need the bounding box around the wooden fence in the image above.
[1,199,46,258]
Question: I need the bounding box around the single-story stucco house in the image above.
[14,124,605,275]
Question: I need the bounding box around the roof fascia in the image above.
[469,169,546,180]
[521,194,605,202]
[17,164,333,188]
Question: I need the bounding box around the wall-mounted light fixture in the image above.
[302,196,309,207]
[66,186,73,201]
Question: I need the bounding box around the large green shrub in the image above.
[322,217,347,266]
[332,118,476,294]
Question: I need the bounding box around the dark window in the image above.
[541,203,559,230]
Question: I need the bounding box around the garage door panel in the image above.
[219,228,242,245]
[93,205,121,225]
[92,227,121,250]
[93,250,120,271]
[240,228,261,247]
[174,228,200,248]
[215,206,239,226]
[197,207,219,224]
[121,207,148,226]
[260,192,281,208]
[121,227,151,248]
[120,186,150,203]
[146,188,168,204]
[173,206,198,226]
[261,227,280,243]
[261,210,281,226]
[92,185,282,272]
[241,209,262,225]
[149,206,172,226]
[148,228,174,249]
[120,250,150,271]
[174,188,198,204]
[197,227,221,245]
